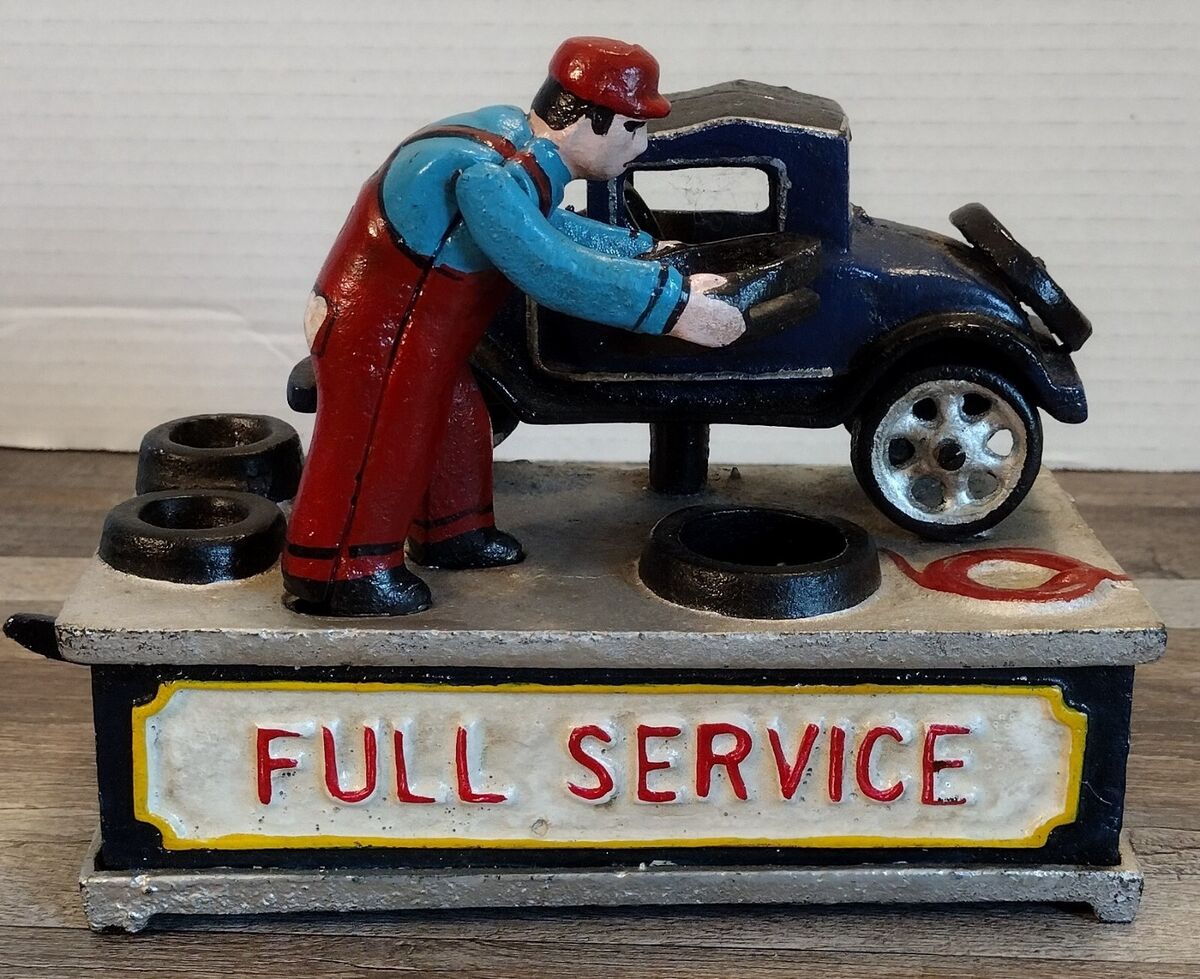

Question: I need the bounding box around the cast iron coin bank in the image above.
[5,37,1162,931]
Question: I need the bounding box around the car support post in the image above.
[649,421,710,494]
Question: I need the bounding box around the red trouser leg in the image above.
[408,364,497,547]
[284,323,458,584]
[282,277,446,585]
[282,316,398,587]
[333,311,463,581]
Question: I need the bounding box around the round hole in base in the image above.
[639,505,881,619]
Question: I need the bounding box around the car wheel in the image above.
[136,414,303,502]
[99,490,286,584]
[851,365,1042,540]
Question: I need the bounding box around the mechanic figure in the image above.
[283,36,745,616]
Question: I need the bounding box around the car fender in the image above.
[847,313,1087,424]
[470,363,522,445]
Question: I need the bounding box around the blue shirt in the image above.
[379,105,686,335]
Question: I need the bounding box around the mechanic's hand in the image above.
[667,273,746,348]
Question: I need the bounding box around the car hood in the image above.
[847,209,1029,330]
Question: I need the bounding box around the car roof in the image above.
[650,80,849,138]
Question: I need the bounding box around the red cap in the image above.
[548,36,671,120]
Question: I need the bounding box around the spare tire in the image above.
[950,202,1091,351]
[99,490,286,584]
[136,414,302,502]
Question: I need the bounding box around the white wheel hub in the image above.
[869,379,1028,526]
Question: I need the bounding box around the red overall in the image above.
[283,135,537,589]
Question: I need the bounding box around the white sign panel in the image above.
[132,681,1086,851]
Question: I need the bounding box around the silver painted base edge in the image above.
[79,830,1143,932]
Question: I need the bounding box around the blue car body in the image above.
[481,82,1088,429]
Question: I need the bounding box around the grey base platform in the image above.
[53,465,1161,931]
[54,464,1164,669]
[80,831,1143,932]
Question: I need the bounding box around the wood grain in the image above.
[1055,470,1200,579]
[0,449,134,558]
[0,452,1197,977]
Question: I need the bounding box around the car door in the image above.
[530,162,823,381]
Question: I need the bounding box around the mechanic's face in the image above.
[563,113,649,180]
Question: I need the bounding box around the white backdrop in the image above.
[1,0,1197,468]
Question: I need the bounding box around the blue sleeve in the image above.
[550,207,655,259]
[455,162,685,335]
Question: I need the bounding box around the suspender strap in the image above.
[401,124,554,216]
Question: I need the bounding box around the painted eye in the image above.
[624,120,646,134]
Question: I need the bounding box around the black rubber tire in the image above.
[136,414,303,502]
[950,202,1092,351]
[639,505,880,619]
[850,364,1043,540]
[99,490,286,584]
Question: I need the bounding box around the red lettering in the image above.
[321,725,378,804]
[695,722,753,800]
[567,725,615,801]
[636,724,681,803]
[256,727,300,805]
[828,725,846,802]
[922,723,970,806]
[455,725,508,803]
[768,724,820,800]
[855,726,905,803]
[393,729,435,804]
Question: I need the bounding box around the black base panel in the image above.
[90,663,1134,871]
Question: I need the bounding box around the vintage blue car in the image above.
[468,80,1091,540]
[292,81,1091,540]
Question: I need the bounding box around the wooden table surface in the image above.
[0,449,1197,978]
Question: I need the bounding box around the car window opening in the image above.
[631,167,772,215]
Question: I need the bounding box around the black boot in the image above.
[407,527,525,570]
[283,565,432,617]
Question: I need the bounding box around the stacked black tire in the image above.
[99,414,301,584]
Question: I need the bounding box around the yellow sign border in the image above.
[131,680,1087,852]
